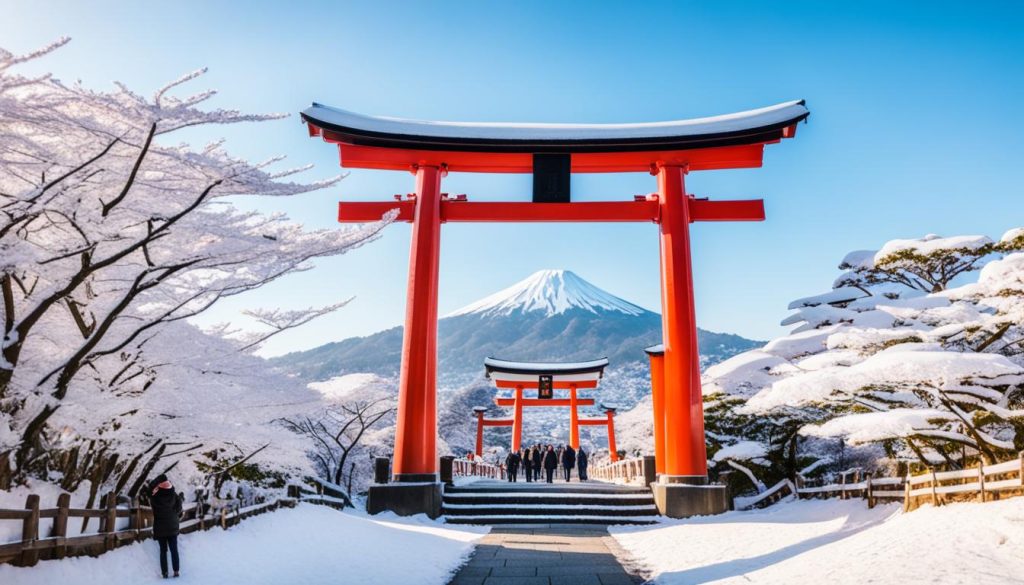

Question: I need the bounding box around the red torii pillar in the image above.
[578,409,618,462]
[645,345,667,476]
[569,384,580,450]
[391,165,444,482]
[474,407,513,458]
[657,164,707,480]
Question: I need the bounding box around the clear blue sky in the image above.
[4,1,1023,356]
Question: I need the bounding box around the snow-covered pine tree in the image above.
[741,230,1024,469]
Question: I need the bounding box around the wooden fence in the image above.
[903,453,1024,511]
[590,456,656,485]
[451,458,505,480]
[735,452,1024,512]
[0,478,348,567]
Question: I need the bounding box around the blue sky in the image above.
[3,1,1023,356]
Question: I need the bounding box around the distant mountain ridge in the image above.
[271,270,762,388]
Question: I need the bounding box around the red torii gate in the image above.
[476,358,619,459]
[302,100,808,518]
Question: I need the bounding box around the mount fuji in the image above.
[272,269,762,390]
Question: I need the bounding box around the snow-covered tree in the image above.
[737,229,1024,471]
[0,39,389,490]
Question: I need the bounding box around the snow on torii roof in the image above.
[301,101,809,153]
[484,357,609,388]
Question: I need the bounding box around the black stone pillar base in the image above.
[652,475,728,518]
[366,482,442,519]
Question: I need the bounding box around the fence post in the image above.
[643,456,657,486]
[20,494,40,567]
[439,456,454,486]
[978,462,986,503]
[1019,452,1023,487]
[103,492,117,551]
[866,473,874,509]
[374,457,390,484]
[840,472,847,500]
[52,492,70,560]
[930,468,939,507]
[220,507,228,530]
[903,472,912,512]
[198,491,206,531]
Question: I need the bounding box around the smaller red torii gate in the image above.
[474,358,618,460]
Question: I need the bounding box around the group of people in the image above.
[504,444,589,483]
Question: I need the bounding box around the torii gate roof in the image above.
[484,357,608,389]
[302,101,808,173]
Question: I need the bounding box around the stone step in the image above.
[443,494,655,507]
[443,503,658,516]
[443,514,659,525]
[445,484,650,495]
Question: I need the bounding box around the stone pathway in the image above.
[447,524,648,585]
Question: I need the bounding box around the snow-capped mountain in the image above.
[446,269,647,317]
[272,269,761,389]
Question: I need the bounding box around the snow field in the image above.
[610,498,1024,585]
[0,504,488,585]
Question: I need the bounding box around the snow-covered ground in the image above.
[611,498,1024,584]
[0,504,487,585]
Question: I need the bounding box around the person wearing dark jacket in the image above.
[532,445,544,481]
[577,448,589,481]
[543,445,558,483]
[561,445,577,482]
[505,451,521,482]
[522,448,533,482]
[149,474,183,578]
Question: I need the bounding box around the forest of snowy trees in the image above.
[0,39,392,502]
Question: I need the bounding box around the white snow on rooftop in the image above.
[446,269,648,318]
[304,100,807,142]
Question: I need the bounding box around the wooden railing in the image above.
[451,458,505,480]
[590,456,655,485]
[733,479,797,511]
[903,453,1024,511]
[0,480,349,567]
[736,452,1024,512]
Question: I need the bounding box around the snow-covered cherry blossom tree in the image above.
[0,39,390,489]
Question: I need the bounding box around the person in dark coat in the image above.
[522,448,533,482]
[577,448,589,481]
[505,451,521,482]
[149,473,183,578]
[561,445,577,482]
[543,445,558,483]
[532,445,544,481]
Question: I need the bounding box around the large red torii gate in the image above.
[302,100,808,517]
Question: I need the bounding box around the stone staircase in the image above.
[442,480,659,525]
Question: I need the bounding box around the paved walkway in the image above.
[447,524,648,585]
